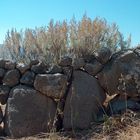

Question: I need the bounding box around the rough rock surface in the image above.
[72,58,85,70]
[20,71,35,86]
[31,62,47,74]
[0,59,5,68]
[34,73,67,99]
[0,68,5,83]
[4,85,57,138]
[62,66,73,82]
[16,63,30,74]
[48,65,62,74]
[97,50,140,96]
[30,59,39,66]
[63,70,106,130]
[107,95,140,115]
[4,61,16,70]
[0,107,3,124]
[95,47,112,64]
[0,85,10,105]
[59,56,72,67]
[0,47,139,138]
[134,47,140,57]
[84,60,103,76]
[0,68,5,78]
[3,69,20,87]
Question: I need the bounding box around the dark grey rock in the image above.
[72,58,85,70]
[59,56,72,67]
[0,68,5,78]
[48,65,62,74]
[83,54,95,63]
[107,95,140,115]
[0,59,5,68]
[31,62,47,74]
[63,71,106,130]
[20,71,35,86]
[3,69,20,87]
[34,73,67,99]
[0,106,3,124]
[97,50,140,96]
[16,63,30,74]
[0,85,10,105]
[4,85,57,138]
[84,60,103,76]
[4,60,16,70]
[95,47,112,64]
[30,59,39,66]
[134,47,140,57]
[62,66,73,82]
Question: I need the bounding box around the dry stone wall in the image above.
[0,47,140,138]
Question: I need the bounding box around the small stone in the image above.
[84,55,95,63]
[3,69,20,87]
[20,71,35,86]
[59,56,72,67]
[72,58,85,70]
[31,62,47,74]
[48,65,62,74]
[62,66,73,82]
[16,63,30,74]
[84,60,103,76]
[30,59,39,66]
[94,47,112,64]
[4,60,16,70]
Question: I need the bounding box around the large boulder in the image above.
[63,71,106,130]
[3,69,20,87]
[97,50,140,97]
[0,85,10,105]
[34,74,67,99]
[4,85,57,138]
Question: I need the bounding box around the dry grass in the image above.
[4,110,140,140]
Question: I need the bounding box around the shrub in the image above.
[3,15,131,63]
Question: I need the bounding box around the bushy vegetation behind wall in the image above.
[2,15,131,64]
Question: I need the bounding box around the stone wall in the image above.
[0,47,140,138]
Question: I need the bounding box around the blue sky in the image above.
[0,0,140,46]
